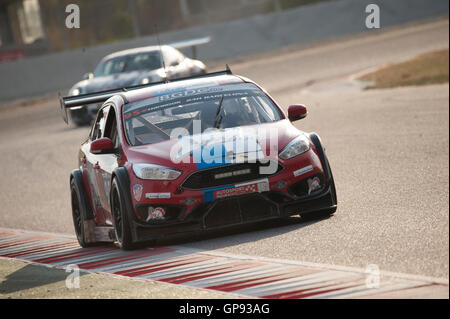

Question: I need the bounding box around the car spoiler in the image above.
[59,66,232,124]
[169,36,211,59]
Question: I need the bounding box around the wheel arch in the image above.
[70,169,94,220]
[111,166,139,245]
[309,132,337,206]
[111,167,136,221]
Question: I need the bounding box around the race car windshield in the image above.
[94,52,162,77]
[123,83,283,146]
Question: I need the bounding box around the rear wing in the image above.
[59,82,161,124]
[59,66,232,124]
[169,36,211,59]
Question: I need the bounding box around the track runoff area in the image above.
[0,228,447,299]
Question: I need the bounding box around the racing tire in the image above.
[327,157,338,207]
[111,178,134,250]
[70,177,96,247]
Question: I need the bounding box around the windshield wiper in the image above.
[136,116,170,140]
[213,95,225,129]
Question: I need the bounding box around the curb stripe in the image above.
[0,228,447,299]
[79,247,174,270]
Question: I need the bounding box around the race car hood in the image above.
[126,120,303,171]
[70,69,164,94]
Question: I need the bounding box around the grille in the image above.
[204,199,241,228]
[182,161,283,190]
[204,194,278,228]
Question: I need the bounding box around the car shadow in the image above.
[150,214,333,250]
[0,263,86,295]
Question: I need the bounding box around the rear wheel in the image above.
[70,178,95,247]
[111,178,134,250]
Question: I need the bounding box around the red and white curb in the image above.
[0,228,447,299]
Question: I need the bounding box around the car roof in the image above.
[122,74,248,105]
[101,45,169,62]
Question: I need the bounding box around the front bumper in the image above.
[129,183,336,243]
[127,147,336,243]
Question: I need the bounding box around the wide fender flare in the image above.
[111,167,136,220]
[70,169,94,220]
[308,133,332,183]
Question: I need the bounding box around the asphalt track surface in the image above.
[0,19,448,281]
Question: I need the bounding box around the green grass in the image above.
[360,49,449,89]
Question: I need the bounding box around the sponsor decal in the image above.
[146,207,165,221]
[214,168,251,180]
[214,184,256,199]
[145,192,171,199]
[307,176,321,194]
[132,184,143,201]
[293,165,313,177]
[203,179,269,202]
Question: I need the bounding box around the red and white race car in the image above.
[61,68,337,249]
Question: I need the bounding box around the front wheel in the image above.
[111,178,134,250]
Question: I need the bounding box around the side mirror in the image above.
[170,61,179,67]
[83,72,94,80]
[288,104,307,122]
[90,137,114,154]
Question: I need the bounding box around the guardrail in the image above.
[0,0,447,103]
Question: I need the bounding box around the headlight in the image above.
[132,164,181,180]
[279,135,310,160]
[72,88,81,96]
[141,78,150,85]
